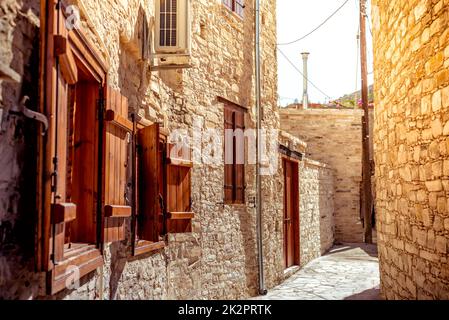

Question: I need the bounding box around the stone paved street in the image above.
[254,244,381,300]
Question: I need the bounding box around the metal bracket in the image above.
[9,96,49,136]
[248,196,257,209]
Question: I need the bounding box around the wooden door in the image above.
[283,158,300,269]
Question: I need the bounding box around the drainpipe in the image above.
[301,52,310,109]
[255,0,267,296]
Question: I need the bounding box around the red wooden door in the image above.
[283,159,300,268]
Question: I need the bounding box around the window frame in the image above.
[132,123,194,257]
[222,0,245,18]
[38,0,112,295]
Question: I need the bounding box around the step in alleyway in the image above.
[254,244,381,300]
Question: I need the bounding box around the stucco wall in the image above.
[372,0,449,299]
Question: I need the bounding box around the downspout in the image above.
[255,0,267,296]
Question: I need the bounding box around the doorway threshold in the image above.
[284,265,300,280]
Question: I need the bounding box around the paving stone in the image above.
[252,244,381,300]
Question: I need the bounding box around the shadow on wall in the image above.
[0,1,40,299]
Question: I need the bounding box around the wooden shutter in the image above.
[234,109,245,204]
[223,101,246,204]
[224,107,234,203]
[39,0,76,268]
[103,87,133,243]
[38,0,112,295]
[137,123,161,241]
[166,143,194,233]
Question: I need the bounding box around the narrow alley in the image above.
[255,244,380,300]
[1,0,449,303]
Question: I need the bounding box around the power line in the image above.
[277,48,332,100]
[277,0,351,46]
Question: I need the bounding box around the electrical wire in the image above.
[277,0,351,46]
[277,47,332,100]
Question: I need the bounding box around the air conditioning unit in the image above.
[154,0,191,56]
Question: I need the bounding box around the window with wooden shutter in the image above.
[132,123,193,256]
[223,100,246,204]
[166,142,194,233]
[38,0,110,295]
[102,87,133,243]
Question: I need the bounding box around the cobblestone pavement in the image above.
[254,244,381,300]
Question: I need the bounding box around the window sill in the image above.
[224,201,246,207]
[50,244,103,295]
[225,8,244,20]
[133,240,165,257]
[221,6,245,34]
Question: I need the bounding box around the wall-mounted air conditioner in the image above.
[154,0,191,56]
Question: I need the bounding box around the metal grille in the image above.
[159,0,177,46]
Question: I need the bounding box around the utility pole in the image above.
[359,0,373,244]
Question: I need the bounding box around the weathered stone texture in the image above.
[0,0,284,300]
[0,0,41,299]
[278,132,335,269]
[280,108,365,243]
[1,0,339,300]
[299,159,335,266]
[372,0,449,299]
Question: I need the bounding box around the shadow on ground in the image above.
[344,287,381,300]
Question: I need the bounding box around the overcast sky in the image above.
[277,0,374,106]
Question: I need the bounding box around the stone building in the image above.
[280,107,369,243]
[0,0,336,300]
[372,0,449,299]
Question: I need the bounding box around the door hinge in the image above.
[51,157,58,193]
[97,89,105,120]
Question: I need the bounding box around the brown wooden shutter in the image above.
[39,0,75,268]
[234,109,245,204]
[223,100,246,204]
[136,123,161,241]
[103,87,133,243]
[224,107,234,203]
[166,143,194,233]
[39,1,109,294]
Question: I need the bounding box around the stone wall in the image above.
[372,0,449,299]
[299,159,335,266]
[0,0,285,300]
[278,132,335,268]
[280,108,365,243]
[0,0,42,299]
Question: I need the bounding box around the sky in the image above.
[277,0,374,106]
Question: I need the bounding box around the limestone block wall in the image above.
[0,0,284,300]
[299,159,335,266]
[372,0,449,300]
[280,108,365,243]
[278,132,335,268]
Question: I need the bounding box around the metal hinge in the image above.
[97,88,105,120]
[51,157,58,193]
